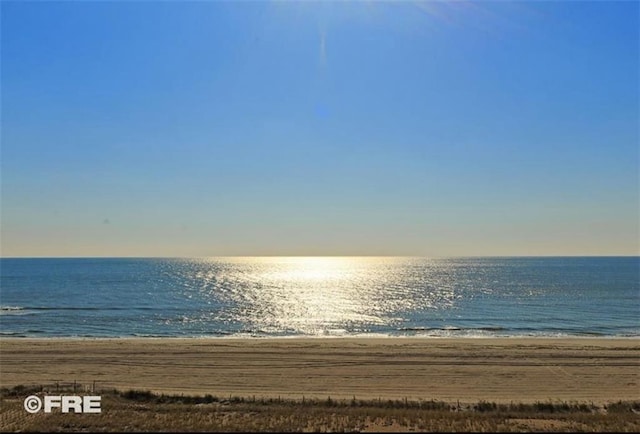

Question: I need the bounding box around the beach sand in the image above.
[1,338,638,404]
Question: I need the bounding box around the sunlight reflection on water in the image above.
[1,257,638,337]
[186,257,457,335]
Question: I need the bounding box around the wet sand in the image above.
[1,338,638,404]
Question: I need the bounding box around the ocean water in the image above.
[0,257,638,338]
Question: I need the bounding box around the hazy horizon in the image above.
[2,1,638,258]
[1,254,638,260]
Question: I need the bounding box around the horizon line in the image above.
[1,255,638,260]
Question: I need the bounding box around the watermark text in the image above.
[24,395,101,413]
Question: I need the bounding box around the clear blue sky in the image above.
[1,0,638,257]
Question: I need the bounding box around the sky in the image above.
[1,0,638,257]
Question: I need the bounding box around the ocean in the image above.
[0,257,638,338]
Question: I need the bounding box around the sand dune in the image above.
[1,338,638,404]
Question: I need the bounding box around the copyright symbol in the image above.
[24,395,42,413]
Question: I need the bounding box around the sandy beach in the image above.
[1,338,638,404]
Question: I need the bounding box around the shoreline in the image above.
[1,337,638,404]
[1,334,638,340]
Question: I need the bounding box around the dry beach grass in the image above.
[1,386,639,432]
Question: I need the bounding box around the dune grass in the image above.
[1,384,638,432]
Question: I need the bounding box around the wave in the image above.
[398,326,507,332]
[1,306,25,311]
[1,305,159,312]
[0,329,45,336]
[1,328,638,339]
[0,306,39,316]
[130,333,174,338]
[0,331,27,336]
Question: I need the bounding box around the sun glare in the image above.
[267,257,355,281]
